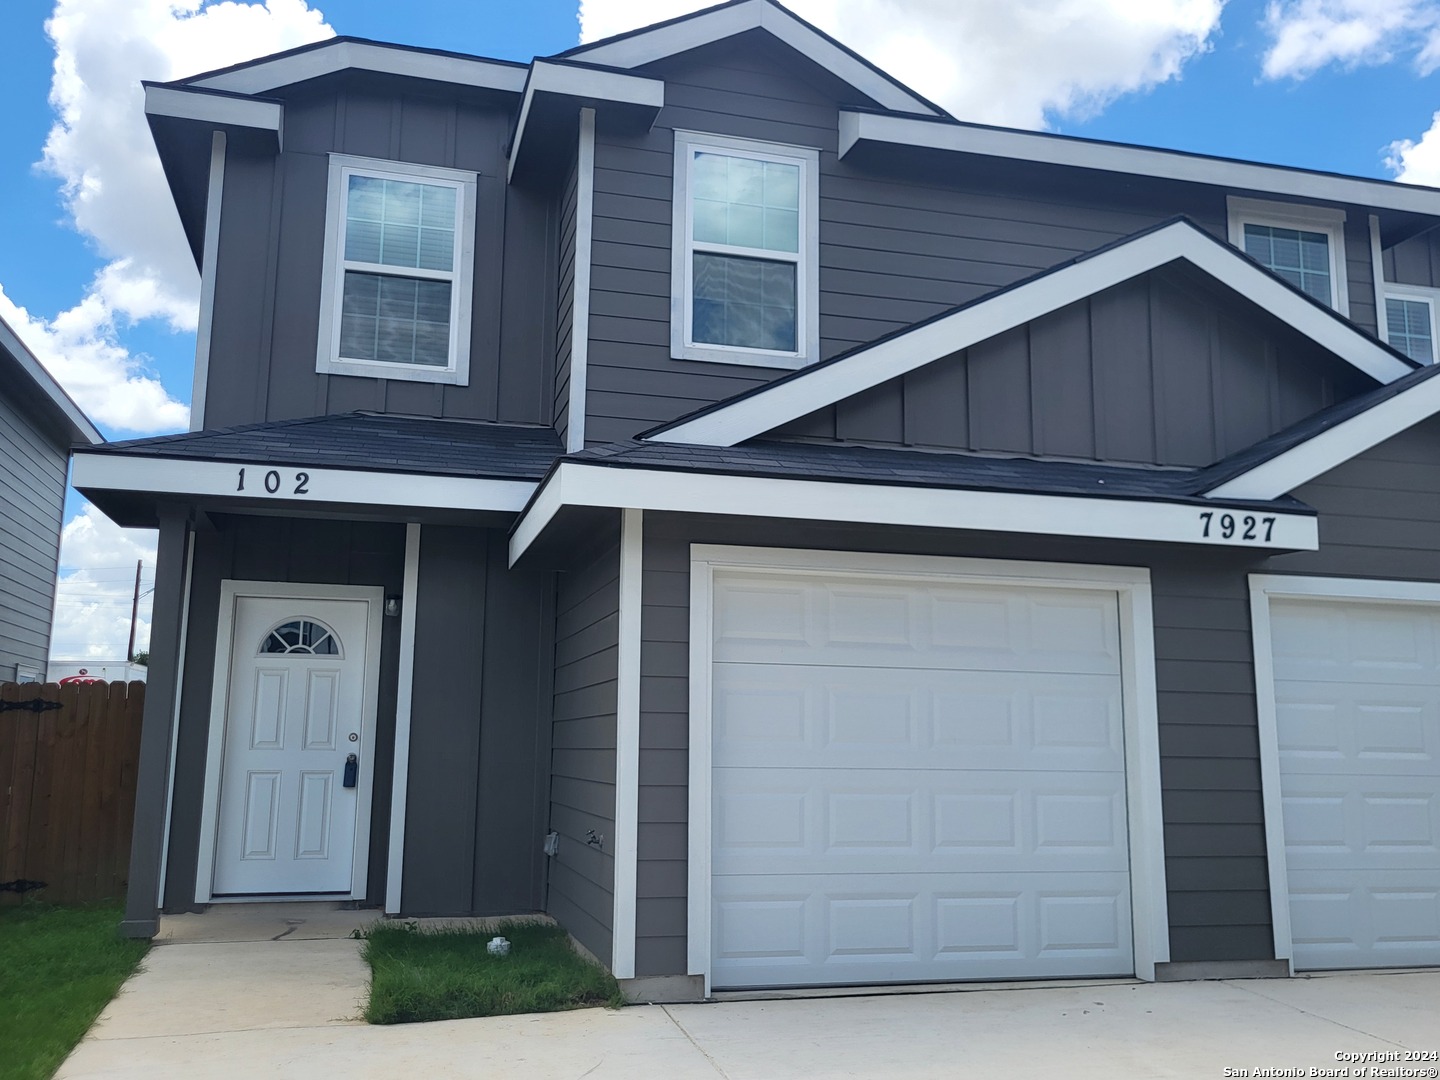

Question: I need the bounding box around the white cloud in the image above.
[50,504,158,661]
[1260,0,1440,80]
[1387,110,1440,186]
[578,0,1226,128]
[0,284,189,433]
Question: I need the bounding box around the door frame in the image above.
[686,545,1170,995]
[1248,573,1440,972]
[194,580,385,904]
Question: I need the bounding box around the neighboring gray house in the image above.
[75,0,1440,999]
[0,317,102,683]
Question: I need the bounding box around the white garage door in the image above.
[1271,598,1440,970]
[709,569,1134,989]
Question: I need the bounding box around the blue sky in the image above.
[1,0,1438,657]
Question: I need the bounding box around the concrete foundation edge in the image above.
[619,974,706,1003]
[1154,959,1290,981]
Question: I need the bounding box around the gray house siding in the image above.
[202,79,558,431]
[770,268,1370,466]
[402,526,554,916]
[633,511,1277,976]
[161,516,406,911]
[1382,229,1440,288]
[547,523,622,965]
[554,159,580,449]
[0,391,68,681]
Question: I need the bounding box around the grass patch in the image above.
[0,902,148,1080]
[359,920,623,1024]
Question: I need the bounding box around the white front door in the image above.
[709,569,1133,989]
[1270,597,1440,970]
[211,595,375,896]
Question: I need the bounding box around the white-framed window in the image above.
[317,154,477,385]
[1227,196,1349,314]
[1383,283,1440,364]
[671,131,820,369]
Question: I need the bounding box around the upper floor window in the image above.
[1384,285,1439,364]
[671,131,819,369]
[317,155,477,385]
[1227,197,1349,314]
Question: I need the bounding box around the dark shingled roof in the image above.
[566,438,1313,512]
[89,412,562,481]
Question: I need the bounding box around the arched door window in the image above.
[259,619,341,656]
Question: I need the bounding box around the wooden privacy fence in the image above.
[0,681,145,905]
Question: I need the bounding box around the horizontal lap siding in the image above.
[548,528,621,965]
[632,514,1274,976]
[206,80,557,430]
[0,392,67,681]
[585,38,1236,442]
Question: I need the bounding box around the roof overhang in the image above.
[144,83,284,265]
[647,219,1417,448]
[840,111,1440,241]
[73,450,535,529]
[508,61,665,185]
[558,0,941,117]
[0,316,102,447]
[183,38,529,97]
[508,460,1318,566]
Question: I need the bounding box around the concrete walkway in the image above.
[60,910,1440,1079]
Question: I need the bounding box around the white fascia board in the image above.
[568,0,937,116]
[1206,372,1440,500]
[507,462,1318,564]
[508,63,662,185]
[72,452,535,513]
[840,110,1440,218]
[190,40,527,96]
[0,317,102,445]
[145,84,283,135]
[654,222,1412,447]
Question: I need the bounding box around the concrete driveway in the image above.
[59,910,1440,1079]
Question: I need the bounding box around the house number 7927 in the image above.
[1199,511,1274,542]
[236,468,310,495]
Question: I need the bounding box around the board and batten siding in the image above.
[1382,229,1440,289]
[547,525,622,966]
[202,78,559,431]
[770,267,1370,467]
[631,512,1275,976]
[0,389,68,681]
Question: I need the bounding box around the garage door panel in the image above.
[711,872,1133,987]
[713,767,1129,877]
[1269,595,1440,971]
[713,575,1121,675]
[713,665,1125,773]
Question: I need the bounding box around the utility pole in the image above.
[127,559,142,662]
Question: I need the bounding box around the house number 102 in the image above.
[236,467,311,495]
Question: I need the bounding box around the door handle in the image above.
[343,753,358,789]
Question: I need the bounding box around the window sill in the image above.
[317,358,469,386]
[671,344,811,370]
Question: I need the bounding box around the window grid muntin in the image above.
[1243,223,1333,304]
[1386,295,1437,363]
[684,140,809,359]
[260,619,342,657]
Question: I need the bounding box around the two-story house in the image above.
[75,0,1440,1000]
[1,316,102,683]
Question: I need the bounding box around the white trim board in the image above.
[611,509,644,980]
[651,221,1413,448]
[144,84,283,135]
[685,546,1170,991]
[567,0,939,117]
[1246,573,1440,969]
[506,461,1319,566]
[1205,368,1440,499]
[193,581,385,904]
[72,452,536,514]
[188,40,527,97]
[567,109,596,453]
[156,530,196,908]
[839,110,1440,220]
[190,131,226,432]
[385,523,422,915]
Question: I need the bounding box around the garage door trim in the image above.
[1250,573,1440,973]
[687,545,1171,995]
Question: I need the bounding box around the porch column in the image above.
[121,505,192,937]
